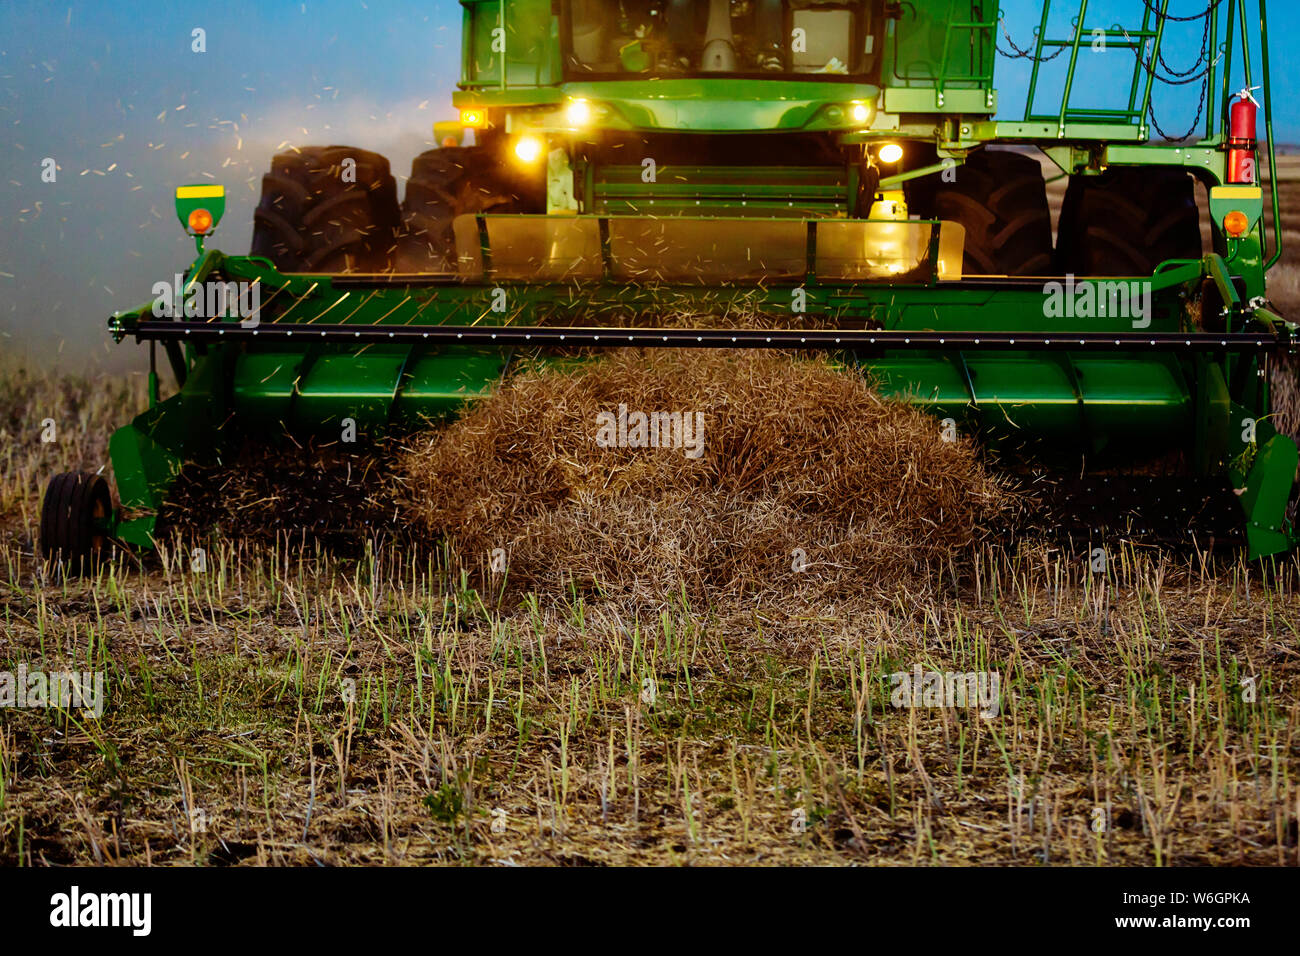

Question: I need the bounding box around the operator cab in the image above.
[564,0,881,78]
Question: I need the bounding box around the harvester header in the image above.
[36,0,1299,572]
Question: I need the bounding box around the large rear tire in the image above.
[251,145,400,273]
[1055,167,1201,276]
[393,146,544,272]
[40,472,113,576]
[905,148,1054,277]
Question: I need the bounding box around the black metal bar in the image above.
[127,321,1287,352]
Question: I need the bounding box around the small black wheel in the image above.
[40,472,113,575]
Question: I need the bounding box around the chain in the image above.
[995,15,1064,62]
[995,2,1221,141]
[1120,13,1223,88]
[1155,6,1212,78]
[1133,2,1218,141]
[1148,74,1209,141]
[1140,0,1226,23]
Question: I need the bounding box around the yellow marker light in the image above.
[850,102,870,124]
[459,108,487,128]
[187,208,214,234]
[565,98,592,127]
[514,135,544,163]
[1223,210,1250,238]
[878,143,904,164]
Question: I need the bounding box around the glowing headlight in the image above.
[878,143,904,164]
[850,102,870,124]
[514,135,544,163]
[565,98,592,127]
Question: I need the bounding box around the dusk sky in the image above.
[0,0,1294,370]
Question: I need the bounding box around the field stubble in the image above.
[2,354,1300,866]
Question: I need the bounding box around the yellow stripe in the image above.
[175,185,225,199]
[1211,186,1262,199]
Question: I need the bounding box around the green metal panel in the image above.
[230,347,506,435]
[461,0,556,89]
[863,352,1192,459]
[882,1,995,96]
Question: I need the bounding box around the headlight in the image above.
[877,143,904,164]
[514,135,544,163]
[565,98,592,127]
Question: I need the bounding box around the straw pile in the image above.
[398,349,1010,605]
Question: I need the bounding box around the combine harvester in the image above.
[42,0,1297,569]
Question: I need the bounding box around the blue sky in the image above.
[0,0,1294,367]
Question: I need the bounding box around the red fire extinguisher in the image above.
[1227,86,1261,185]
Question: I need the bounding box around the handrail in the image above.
[1056,1,1090,137]
[1205,0,1220,138]
[1023,0,1054,120]
[1259,0,1282,270]
[1136,0,1171,139]
[911,1,997,95]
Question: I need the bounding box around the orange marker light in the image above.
[1223,210,1250,238]
[187,208,214,234]
[459,108,487,128]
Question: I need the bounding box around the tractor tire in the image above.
[394,146,544,272]
[40,472,113,575]
[1056,167,1201,276]
[251,145,400,273]
[905,148,1054,276]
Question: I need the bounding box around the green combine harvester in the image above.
[41,0,1297,570]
